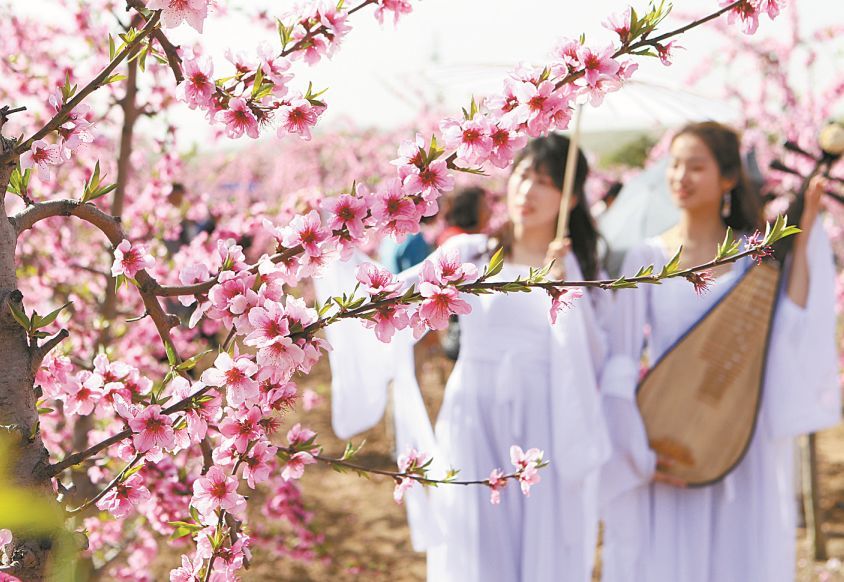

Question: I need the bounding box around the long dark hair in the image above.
[672,122,763,232]
[445,186,486,230]
[506,133,601,280]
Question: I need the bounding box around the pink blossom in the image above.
[206,271,259,327]
[487,468,507,505]
[402,159,454,200]
[302,388,322,411]
[391,133,427,178]
[685,270,715,295]
[219,406,264,453]
[420,249,479,285]
[655,41,681,67]
[243,441,277,489]
[489,125,528,169]
[602,7,632,43]
[370,178,419,238]
[170,553,203,582]
[577,45,621,87]
[191,466,246,524]
[281,451,316,481]
[96,474,151,518]
[374,0,413,24]
[0,529,12,552]
[510,446,543,496]
[215,98,259,139]
[244,301,290,347]
[393,448,429,503]
[722,0,760,34]
[509,81,564,137]
[277,97,322,141]
[441,117,493,166]
[547,288,583,324]
[355,262,402,296]
[745,230,773,263]
[281,210,330,256]
[20,139,62,181]
[129,405,175,453]
[287,423,316,448]
[324,193,368,239]
[178,263,211,306]
[255,337,305,382]
[148,0,208,32]
[111,240,155,278]
[177,57,215,109]
[417,283,471,330]
[65,371,103,416]
[200,352,260,409]
[59,120,94,153]
[365,304,411,343]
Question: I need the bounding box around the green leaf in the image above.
[609,277,638,289]
[175,349,213,372]
[340,439,365,461]
[163,340,177,367]
[114,274,126,293]
[123,463,144,480]
[461,96,479,120]
[484,247,505,280]
[8,301,30,332]
[108,34,116,60]
[716,227,741,261]
[658,245,683,278]
[252,67,265,99]
[633,264,655,278]
[32,302,72,330]
[104,74,127,85]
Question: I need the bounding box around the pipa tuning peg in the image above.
[783,140,818,161]
[769,159,802,178]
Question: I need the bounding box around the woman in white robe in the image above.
[410,134,610,582]
[319,134,611,581]
[599,122,841,582]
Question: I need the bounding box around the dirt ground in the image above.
[223,338,844,582]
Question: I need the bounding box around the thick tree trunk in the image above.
[0,135,54,580]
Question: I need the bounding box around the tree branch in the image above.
[9,11,160,157]
[31,329,70,374]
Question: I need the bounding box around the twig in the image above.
[31,329,70,374]
[66,453,143,514]
[9,11,160,156]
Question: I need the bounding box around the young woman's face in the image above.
[507,158,564,231]
[667,133,736,214]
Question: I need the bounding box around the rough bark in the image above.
[0,126,55,581]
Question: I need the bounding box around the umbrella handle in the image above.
[556,104,583,242]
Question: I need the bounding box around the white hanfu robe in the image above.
[317,234,610,582]
[599,221,841,582]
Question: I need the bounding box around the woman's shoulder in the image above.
[438,232,491,262]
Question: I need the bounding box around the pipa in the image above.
[636,261,781,486]
[636,121,843,486]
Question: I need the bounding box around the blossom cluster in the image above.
[0,0,791,580]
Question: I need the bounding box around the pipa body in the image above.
[635,261,782,486]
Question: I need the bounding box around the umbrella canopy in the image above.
[597,157,678,276]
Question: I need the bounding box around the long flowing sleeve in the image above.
[314,251,397,439]
[763,219,841,438]
[599,245,658,506]
[548,254,611,483]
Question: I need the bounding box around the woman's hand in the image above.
[545,238,571,281]
[786,174,827,308]
[799,174,827,236]
[652,453,688,488]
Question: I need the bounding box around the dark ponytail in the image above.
[510,134,601,280]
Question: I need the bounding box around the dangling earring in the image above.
[721,189,733,219]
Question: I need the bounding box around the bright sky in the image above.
[13,0,844,147]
